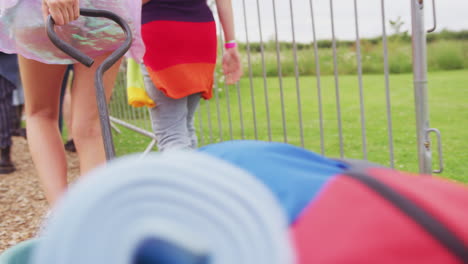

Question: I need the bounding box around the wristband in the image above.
[224,41,237,49]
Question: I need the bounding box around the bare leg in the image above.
[71,54,122,175]
[19,55,67,205]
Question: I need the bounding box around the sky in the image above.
[213,0,468,43]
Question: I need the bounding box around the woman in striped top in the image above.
[141,0,242,151]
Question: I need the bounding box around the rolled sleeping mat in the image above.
[0,238,38,264]
[32,151,294,264]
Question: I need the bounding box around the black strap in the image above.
[344,170,468,263]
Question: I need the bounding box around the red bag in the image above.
[292,165,468,264]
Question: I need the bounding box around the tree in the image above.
[389,16,404,36]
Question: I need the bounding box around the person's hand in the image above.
[142,0,152,5]
[222,47,243,85]
[42,0,80,26]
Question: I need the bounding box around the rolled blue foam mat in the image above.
[31,151,294,264]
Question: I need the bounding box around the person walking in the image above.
[0,0,144,204]
[140,0,243,151]
[0,52,21,174]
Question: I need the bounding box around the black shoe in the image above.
[0,147,15,174]
[0,159,15,174]
[11,128,27,139]
[64,139,76,153]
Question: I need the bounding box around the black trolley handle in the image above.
[47,8,133,160]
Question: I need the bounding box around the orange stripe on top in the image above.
[146,63,215,100]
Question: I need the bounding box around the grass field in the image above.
[112,69,468,183]
[236,39,468,77]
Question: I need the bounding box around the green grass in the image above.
[236,40,468,77]
[111,69,468,183]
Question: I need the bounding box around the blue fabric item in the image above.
[199,140,348,223]
[0,52,21,88]
[134,238,210,264]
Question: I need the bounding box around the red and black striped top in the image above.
[141,0,217,100]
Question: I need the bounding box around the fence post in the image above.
[411,0,432,174]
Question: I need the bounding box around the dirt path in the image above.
[0,137,80,253]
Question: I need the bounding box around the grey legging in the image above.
[141,65,200,152]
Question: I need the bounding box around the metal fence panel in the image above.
[108,0,437,173]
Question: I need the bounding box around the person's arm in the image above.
[214,0,235,42]
[215,0,243,84]
[42,0,80,25]
[142,0,151,5]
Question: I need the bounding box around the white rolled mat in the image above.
[32,150,295,264]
